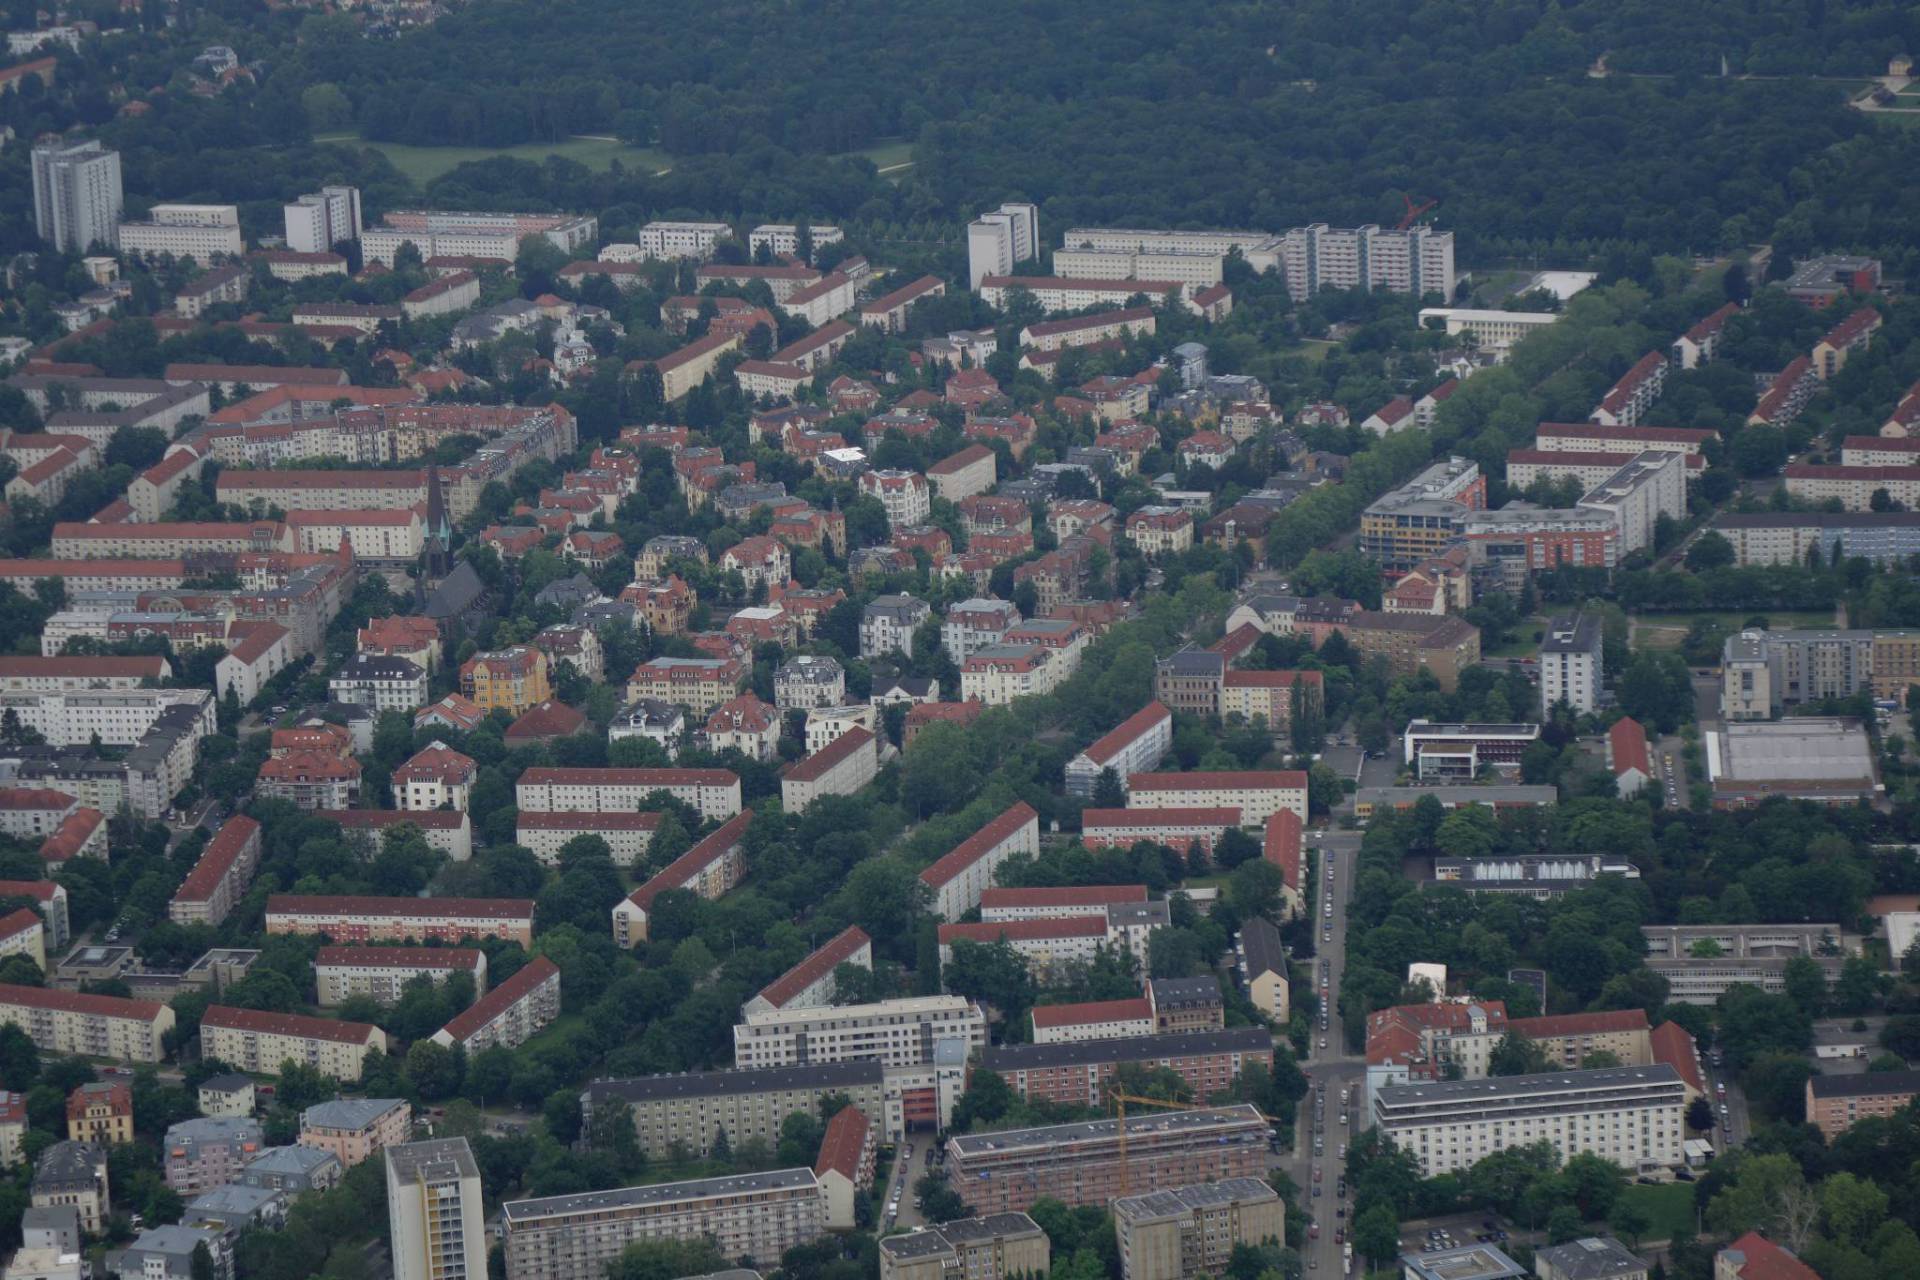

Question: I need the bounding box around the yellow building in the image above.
[459,646,551,717]
[1872,631,1920,700]
[66,1082,133,1146]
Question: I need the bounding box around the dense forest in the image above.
[5,1,1920,273]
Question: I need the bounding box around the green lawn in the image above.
[1484,614,1551,659]
[1614,1181,1697,1242]
[314,133,674,185]
[1633,609,1837,632]
[314,132,916,186]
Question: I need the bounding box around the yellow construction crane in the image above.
[1107,1088,1287,1197]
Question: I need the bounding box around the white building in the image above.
[941,599,1019,662]
[31,140,122,254]
[117,205,243,263]
[1276,224,1454,301]
[637,220,732,261]
[1538,613,1602,715]
[385,1139,486,1280]
[858,469,931,528]
[1416,308,1561,359]
[732,996,986,1069]
[1577,450,1687,558]
[968,202,1040,289]
[781,727,879,812]
[1375,1065,1687,1176]
[749,224,843,257]
[860,595,931,659]
[327,654,429,713]
[0,687,214,749]
[284,187,362,253]
[1065,703,1173,798]
[1125,770,1307,825]
[919,801,1041,922]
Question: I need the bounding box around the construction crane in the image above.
[1397,194,1438,231]
[1108,1088,1289,1197]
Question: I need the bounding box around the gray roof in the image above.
[1711,719,1876,784]
[980,1026,1268,1074]
[424,562,487,621]
[947,1104,1264,1156]
[1532,1237,1647,1280]
[332,653,424,682]
[385,1137,478,1182]
[1401,1243,1528,1280]
[33,1141,102,1187]
[302,1098,405,1131]
[1358,785,1559,807]
[185,1183,282,1217]
[535,574,599,608]
[1539,614,1601,656]
[166,1116,262,1147]
[879,1214,1044,1260]
[243,1144,339,1175]
[1807,1069,1920,1099]
[1377,1064,1683,1107]
[1239,917,1285,980]
[21,1206,79,1234]
[585,1060,883,1106]
[1107,900,1171,927]
[121,1224,221,1260]
[1157,648,1223,676]
[1111,1177,1278,1223]
[503,1167,817,1223]
[1148,976,1222,1008]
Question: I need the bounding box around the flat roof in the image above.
[1378,1063,1682,1107]
[585,1060,883,1105]
[1111,1177,1278,1222]
[1400,1243,1527,1280]
[503,1167,816,1222]
[946,1103,1263,1156]
[1710,719,1876,783]
[385,1136,480,1183]
[981,1025,1269,1072]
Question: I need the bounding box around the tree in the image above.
[1610,1195,1652,1248]
[1819,1171,1887,1241]
[1092,767,1126,809]
[189,1243,215,1280]
[1353,1203,1400,1268]
[1687,1098,1715,1131]
[1488,1033,1548,1076]
[1685,531,1735,571]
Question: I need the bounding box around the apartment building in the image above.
[118,204,243,262]
[858,470,932,529]
[926,444,998,502]
[1274,223,1455,300]
[283,185,362,253]
[1507,448,1703,492]
[1112,1180,1284,1280]
[1805,1069,1920,1139]
[167,814,261,927]
[773,656,846,711]
[0,882,69,951]
[1125,506,1195,558]
[216,468,430,514]
[1374,1065,1687,1176]
[1642,923,1847,1003]
[1238,918,1290,1022]
[960,644,1059,705]
[1534,423,1714,457]
[611,813,753,947]
[32,139,123,253]
[361,209,596,266]
[513,812,659,869]
[459,647,550,717]
[199,1007,391,1080]
[919,801,1041,921]
[0,983,173,1062]
[939,900,1170,975]
[67,1080,132,1145]
[501,1169,826,1279]
[980,1026,1273,1107]
[781,727,879,812]
[0,686,215,749]
[1081,807,1240,851]
[1721,628,1875,719]
[625,656,747,715]
[314,947,487,1007]
[265,896,536,947]
[944,1106,1270,1214]
[1126,770,1307,824]
[1030,998,1156,1044]
[967,203,1040,289]
[514,767,742,822]
[0,910,43,972]
[1358,457,1487,574]
[979,276,1183,314]
[1065,702,1173,798]
[1784,463,1920,511]
[32,1141,109,1233]
[1539,613,1602,715]
[734,996,985,1070]
[325,810,473,864]
[1416,307,1560,357]
[430,956,560,1053]
[860,276,947,333]
[584,1062,892,1159]
[1578,451,1687,556]
[1510,1010,1654,1070]
[163,1116,264,1192]
[880,1215,1049,1280]
[385,1138,486,1280]
[1590,352,1668,428]
[980,885,1148,923]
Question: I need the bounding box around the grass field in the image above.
[1614,1181,1697,1242]
[1484,614,1551,659]
[1632,608,1838,648]
[315,133,916,186]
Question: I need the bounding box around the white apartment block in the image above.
[117,205,244,262]
[920,802,1041,922]
[942,599,1019,661]
[1277,224,1454,301]
[515,767,742,822]
[979,277,1184,313]
[804,705,877,755]
[328,654,430,713]
[1538,613,1602,716]
[749,224,843,257]
[1785,465,1920,511]
[968,203,1040,289]
[284,187,362,253]
[514,812,659,868]
[385,1139,487,1280]
[1053,247,1224,289]
[1065,702,1173,798]
[1577,450,1687,557]
[1416,307,1560,358]
[861,594,931,658]
[32,139,123,253]
[430,956,561,1053]
[781,727,879,812]
[859,469,931,527]
[314,947,487,1007]
[360,210,596,266]
[0,688,214,749]
[637,220,732,260]
[1534,423,1713,457]
[0,985,174,1063]
[1125,770,1307,825]
[1375,1065,1687,1176]
[501,1169,826,1279]
[199,1007,391,1080]
[1031,998,1157,1045]
[960,645,1059,705]
[733,996,987,1069]
[285,509,428,563]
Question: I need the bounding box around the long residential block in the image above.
[0,983,173,1062]
[919,801,1041,922]
[313,946,488,1007]
[514,767,742,822]
[879,1215,1049,1280]
[199,1006,390,1080]
[611,812,752,947]
[980,1026,1273,1107]
[584,1062,892,1158]
[1065,702,1173,798]
[1125,770,1306,824]
[430,956,560,1053]
[733,995,986,1070]
[167,815,261,928]
[265,895,535,946]
[744,925,873,1018]
[1112,1179,1285,1280]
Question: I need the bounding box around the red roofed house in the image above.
[904,699,985,747]
[1813,307,1881,380]
[1506,1008,1652,1068]
[702,693,780,762]
[1064,702,1173,799]
[1672,302,1738,370]
[199,1006,390,1080]
[1362,396,1415,436]
[430,955,561,1053]
[1607,716,1652,798]
[504,701,589,746]
[611,812,753,946]
[215,621,294,705]
[1651,1020,1706,1101]
[745,925,875,1017]
[1413,378,1460,429]
[1590,352,1668,428]
[415,694,486,734]
[265,895,535,946]
[1080,807,1240,852]
[0,789,81,841]
[1715,1233,1821,1280]
[781,726,878,812]
[926,444,997,503]
[979,885,1149,921]
[38,809,106,865]
[1264,810,1303,910]
[920,801,1042,921]
[1125,770,1307,824]
[257,751,361,811]
[0,909,45,971]
[814,1104,876,1230]
[392,742,477,811]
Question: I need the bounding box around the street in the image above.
[1281,826,1366,1275]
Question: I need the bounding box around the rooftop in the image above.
[503,1167,818,1222]
[981,1026,1269,1072]
[1533,1237,1649,1280]
[946,1104,1264,1156]
[385,1136,479,1182]
[585,1060,883,1106]
[1110,1177,1279,1222]
[1378,1064,1683,1107]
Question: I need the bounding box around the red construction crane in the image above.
[1397,194,1438,231]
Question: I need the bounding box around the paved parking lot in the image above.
[1396,1212,1530,1256]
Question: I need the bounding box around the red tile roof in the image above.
[38,809,102,862]
[315,946,484,971]
[436,956,559,1044]
[927,444,994,476]
[979,885,1147,910]
[1609,716,1651,779]
[173,815,260,904]
[919,801,1038,890]
[1031,996,1152,1028]
[266,895,534,920]
[1264,810,1302,890]
[1536,422,1715,444]
[392,743,478,786]
[1223,668,1323,689]
[1023,306,1154,339]
[1127,769,1306,792]
[517,767,739,788]
[1508,1008,1648,1039]
[0,981,162,1022]
[217,469,427,491]
[1651,1020,1705,1095]
[754,926,872,1010]
[813,1103,871,1180]
[504,701,588,741]
[627,812,753,911]
[0,908,41,943]
[1719,1233,1820,1280]
[515,811,663,833]
[0,656,169,680]
[1684,302,1739,342]
[320,810,468,832]
[1082,807,1241,828]
[202,1005,383,1045]
[0,789,78,812]
[783,727,874,783]
[939,917,1108,944]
